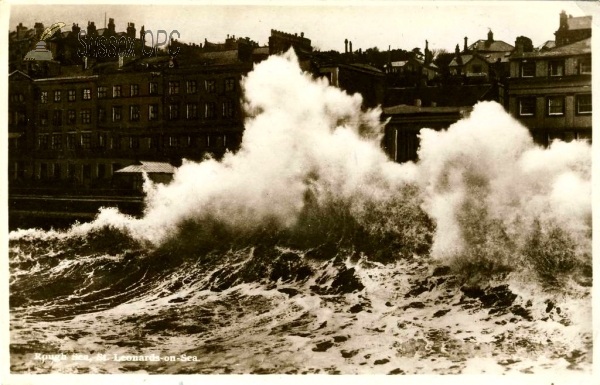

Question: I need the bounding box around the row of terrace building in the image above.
[8,10,593,189]
[9,25,386,191]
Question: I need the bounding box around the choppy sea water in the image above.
[9,51,592,375]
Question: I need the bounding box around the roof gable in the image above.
[9,70,34,82]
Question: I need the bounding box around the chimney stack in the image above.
[487,29,494,43]
[464,36,468,52]
[34,22,45,39]
[559,10,568,30]
[345,39,348,53]
[87,21,97,36]
[127,22,135,39]
[108,18,116,35]
[349,41,353,54]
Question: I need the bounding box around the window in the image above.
[98,164,106,179]
[130,105,140,121]
[195,136,205,148]
[205,80,215,93]
[54,90,61,102]
[149,82,158,95]
[81,133,91,149]
[111,136,121,150]
[186,103,198,120]
[112,106,122,122]
[67,133,76,149]
[149,104,159,121]
[168,136,179,148]
[51,134,62,150]
[187,80,197,94]
[576,94,592,114]
[16,161,25,180]
[82,164,91,179]
[52,110,62,125]
[130,84,139,97]
[67,109,76,125]
[68,89,76,102]
[16,111,26,126]
[223,101,234,118]
[521,61,535,78]
[98,107,106,123]
[168,104,180,120]
[98,86,107,99]
[10,94,24,102]
[225,78,235,92]
[519,98,536,116]
[579,58,592,75]
[547,96,565,116]
[472,65,482,74]
[169,81,180,95]
[129,137,140,149]
[83,88,92,100]
[38,134,48,149]
[40,163,48,179]
[548,60,564,77]
[81,109,91,124]
[67,163,75,179]
[41,91,48,104]
[40,111,48,125]
[148,136,158,149]
[53,163,61,179]
[113,85,122,98]
[205,102,215,118]
[98,133,106,148]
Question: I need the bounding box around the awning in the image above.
[115,161,175,174]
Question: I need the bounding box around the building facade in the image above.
[502,11,592,146]
[8,50,252,191]
[504,38,592,145]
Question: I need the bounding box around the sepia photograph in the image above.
[2,0,596,381]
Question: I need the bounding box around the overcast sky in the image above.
[7,1,598,53]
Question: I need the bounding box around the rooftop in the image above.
[565,15,592,31]
[449,54,474,67]
[199,50,240,65]
[468,39,514,52]
[383,104,472,115]
[538,40,556,51]
[511,37,591,59]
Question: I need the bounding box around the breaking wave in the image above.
[9,50,592,374]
